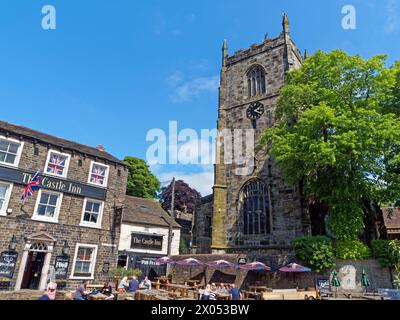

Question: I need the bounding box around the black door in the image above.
[21,252,46,290]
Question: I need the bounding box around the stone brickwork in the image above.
[0,122,128,291]
[207,14,309,254]
[192,195,213,254]
[171,254,394,291]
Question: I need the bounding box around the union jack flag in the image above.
[21,171,40,203]
[47,153,66,175]
[90,165,106,185]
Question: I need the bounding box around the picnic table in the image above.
[216,293,230,300]
[87,292,108,300]
[135,290,158,300]
[163,283,191,298]
[185,280,200,288]
[153,277,170,290]
[248,285,268,293]
[262,289,317,300]
[86,284,104,290]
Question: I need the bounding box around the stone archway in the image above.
[15,232,57,291]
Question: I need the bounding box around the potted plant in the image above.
[110,267,128,289]
[167,273,173,283]
[126,268,143,279]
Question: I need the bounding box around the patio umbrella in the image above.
[279,263,311,288]
[205,260,235,268]
[155,256,176,265]
[279,263,311,273]
[175,258,205,280]
[361,269,370,292]
[175,258,204,266]
[238,261,271,271]
[203,260,235,285]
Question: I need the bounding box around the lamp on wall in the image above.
[62,240,70,256]
[9,235,17,251]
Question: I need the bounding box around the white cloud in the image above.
[384,0,399,34]
[166,71,183,87]
[157,166,214,196]
[171,75,219,103]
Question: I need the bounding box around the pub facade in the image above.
[0,120,127,291]
[118,196,181,279]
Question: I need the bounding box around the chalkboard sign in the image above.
[315,277,330,294]
[0,251,18,279]
[54,256,69,280]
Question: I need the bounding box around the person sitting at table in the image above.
[128,276,139,293]
[101,282,115,300]
[209,285,217,300]
[200,285,211,300]
[37,282,57,300]
[217,283,228,294]
[139,276,152,290]
[74,280,89,300]
[118,276,129,292]
[229,284,242,301]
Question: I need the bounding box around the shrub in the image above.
[126,268,143,278]
[293,236,335,273]
[334,240,371,260]
[371,240,395,267]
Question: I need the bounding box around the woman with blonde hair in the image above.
[118,276,129,292]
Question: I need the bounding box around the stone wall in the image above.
[192,195,213,254]
[170,254,394,291]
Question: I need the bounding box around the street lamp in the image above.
[62,240,70,256]
[9,235,17,251]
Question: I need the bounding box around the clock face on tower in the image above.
[246,101,265,120]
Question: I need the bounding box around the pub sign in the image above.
[130,233,163,251]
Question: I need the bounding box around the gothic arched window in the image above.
[240,179,270,235]
[247,65,266,97]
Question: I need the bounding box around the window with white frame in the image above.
[0,137,23,167]
[80,198,103,228]
[45,150,70,178]
[32,190,62,222]
[88,162,109,187]
[71,244,97,278]
[0,182,12,216]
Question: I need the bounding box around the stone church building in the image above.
[192,14,311,255]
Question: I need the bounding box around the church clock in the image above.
[246,101,265,120]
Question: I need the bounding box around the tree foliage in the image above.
[124,156,160,199]
[160,180,201,213]
[261,50,400,240]
[334,240,371,260]
[293,236,335,273]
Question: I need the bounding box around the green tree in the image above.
[260,50,400,240]
[124,156,160,199]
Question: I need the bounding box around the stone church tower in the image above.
[209,14,311,254]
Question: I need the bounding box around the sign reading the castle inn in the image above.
[130,233,163,251]
[0,165,106,200]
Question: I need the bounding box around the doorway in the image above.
[21,251,46,290]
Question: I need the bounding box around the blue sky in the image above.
[0,0,399,195]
